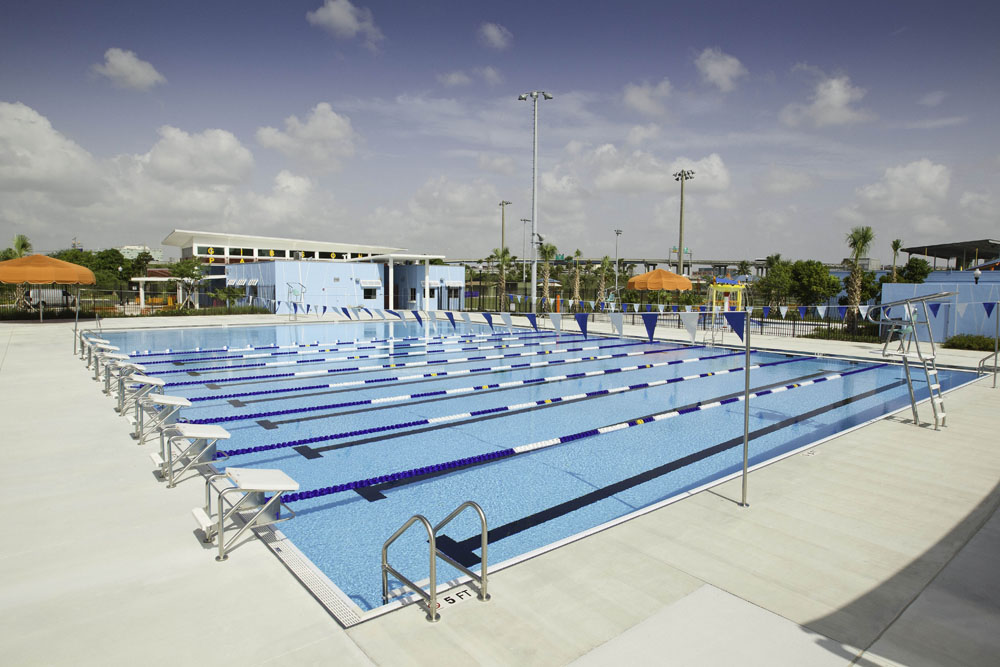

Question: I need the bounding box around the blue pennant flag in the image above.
[672,305,679,312]
[928,303,941,318]
[723,311,747,342]
[387,310,403,320]
[526,313,538,331]
[797,306,807,319]
[322,306,328,315]
[646,304,652,312]
[445,311,457,329]
[341,307,351,319]
[838,306,847,320]
[762,306,771,318]
[292,302,298,314]
[361,307,371,318]
[574,312,589,338]
[986,302,997,318]
[412,311,423,326]
[641,312,659,342]
[482,312,493,330]
[698,305,706,312]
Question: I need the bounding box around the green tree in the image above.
[132,251,154,278]
[489,246,512,311]
[845,271,881,306]
[211,286,245,312]
[789,260,842,306]
[4,235,34,309]
[538,243,558,309]
[890,239,903,282]
[572,249,582,308]
[845,225,875,328]
[900,257,931,283]
[754,255,793,306]
[169,258,204,309]
[595,256,613,306]
[736,260,752,277]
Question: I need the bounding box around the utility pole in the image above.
[614,229,623,295]
[499,201,511,311]
[673,169,695,276]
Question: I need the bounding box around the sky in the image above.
[1,0,998,265]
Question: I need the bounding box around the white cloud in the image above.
[91,48,166,91]
[438,70,472,87]
[918,90,947,107]
[694,48,747,92]
[902,116,968,130]
[911,214,950,235]
[590,146,730,194]
[478,23,512,50]
[622,79,672,116]
[477,153,515,175]
[144,126,253,185]
[626,124,660,146]
[0,102,103,204]
[857,159,950,211]
[256,102,358,168]
[959,191,995,219]
[780,75,875,127]
[478,66,503,86]
[306,0,383,51]
[761,166,813,194]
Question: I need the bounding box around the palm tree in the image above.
[596,255,613,306]
[9,234,33,309]
[846,225,875,327]
[490,246,512,311]
[538,243,557,310]
[12,234,32,257]
[572,249,582,309]
[890,238,903,282]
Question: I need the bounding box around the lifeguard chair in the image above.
[706,277,746,345]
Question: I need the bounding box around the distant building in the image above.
[117,245,164,261]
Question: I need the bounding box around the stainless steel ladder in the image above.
[381,500,490,622]
[869,292,954,429]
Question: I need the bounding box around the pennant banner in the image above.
[460,312,471,324]
[575,312,589,338]
[549,313,562,333]
[526,313,538,331]
[412,311,423,327]
[762,306,771,319]
[956,302,968,318]
[500,313,513,329]
[482,312,493,330]
[341,307,351,319]
[723,311,747,342]
[928,303,941,318]
[858,305,870,320]
[609,312,624,337]
[292,303,298,314]
[985,302,997,318]
[779,306,788,318]
[428,310,437,322]
[305,304,311,314]
[679,312,700,343]
[797,306,807,319]
[322,305,328,316]
[815,305,827,319]
[387,310,403,320]
[658,304,665,313]
[837,306,847,320]
[445,311,457,329]
[641,313,658,342]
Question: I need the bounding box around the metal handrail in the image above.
[382,515,439,622]
[865,291,956,318]
[433,501,490,603]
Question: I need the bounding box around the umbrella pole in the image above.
[74,285,80,354]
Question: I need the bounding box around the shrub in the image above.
[943,334,998,351]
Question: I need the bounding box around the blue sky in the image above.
[1,0,997,265]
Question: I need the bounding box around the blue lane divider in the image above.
[276,362,886,503]
[215,356,810,457]
[187,344,699,402]
[138,331,572,366]
[151,337,580,376]
[164,340,653,388]
[187,349,752,424]
[128,327,554,358]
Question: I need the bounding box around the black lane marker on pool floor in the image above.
[435,378,907,567]
[293,364,826,460]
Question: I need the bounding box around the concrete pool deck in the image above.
[1,314,997,666]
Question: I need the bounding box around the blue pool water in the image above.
[103,320,976,612]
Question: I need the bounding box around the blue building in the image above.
[882,269,1000,341]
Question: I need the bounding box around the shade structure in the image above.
[626,268,692,292]
[0,254,96,285]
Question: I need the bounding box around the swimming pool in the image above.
[101,318,976,622]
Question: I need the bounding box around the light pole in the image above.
[673,169,695,276]
[499,200,512,256]
[521,218,530,283]
[519,90,553,313]
[614,229,623,295]
[499,200,511,310]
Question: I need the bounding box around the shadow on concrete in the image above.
[803,478,1000,665]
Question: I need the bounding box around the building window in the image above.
[299,251,315,259]
[197,246,224,256]
[447,287,461,299]
[230,248,254,257]
[363,288,377,300]
[258,249,286,258]
[410,288,416,302]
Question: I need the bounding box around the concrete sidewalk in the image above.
[1,316,997,666]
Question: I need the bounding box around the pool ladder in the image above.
[381,500,490,622]
[869,293,953,430]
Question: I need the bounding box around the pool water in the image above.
[103,319,976,613]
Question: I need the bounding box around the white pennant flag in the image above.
[779,306,788,318]
[957,302,968,318]
[657,304,664,313]
[460,311,472,323]
[858,304,870,319]
[567,299,575,308]
[684,305,692,313]
[609,312,624,337]
[679,312,700,342]
[815,305,827,318]
[428,310,437,322]
[501,313,513,329]
[633,303,640,313]
[549,313,562,333]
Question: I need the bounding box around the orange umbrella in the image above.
[0,254,96,284]
[626,268,692,291]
